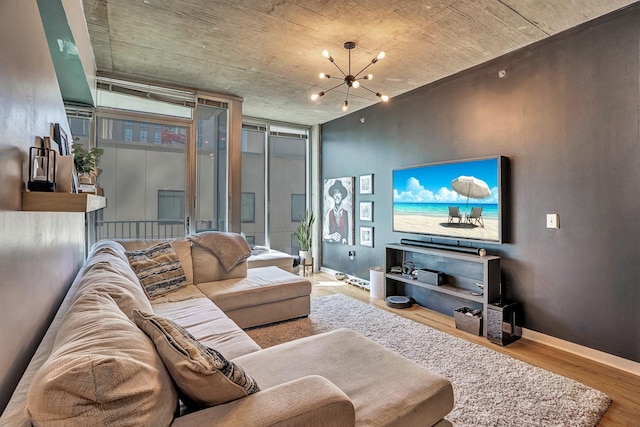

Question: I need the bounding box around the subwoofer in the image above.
[487,299,522,346]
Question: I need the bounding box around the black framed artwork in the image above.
[52,123,69,156]
[359,174,373,195]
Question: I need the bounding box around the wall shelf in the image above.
[22,192,106,213]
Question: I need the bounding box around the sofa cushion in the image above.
[133,310,260,408]
[171,238,194,285]
[74,261,154,319]
[26,291,178,427]
[152,298,261,359]
[191,244,247,284]
[126,241,187,299]
[195,266,311,312]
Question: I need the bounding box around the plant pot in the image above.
[78,173,94,185]
[299,250,312,264]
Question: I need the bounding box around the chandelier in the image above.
[310,41,389,112]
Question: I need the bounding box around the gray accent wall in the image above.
[321,5,640,363]
[0,0,89,413]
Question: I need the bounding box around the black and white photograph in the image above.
[359,174,373,195]
[359,201,373,222]
[359,226,373,247]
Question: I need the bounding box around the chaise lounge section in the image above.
[1,235,454,426]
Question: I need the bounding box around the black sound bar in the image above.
[400,238,482,255]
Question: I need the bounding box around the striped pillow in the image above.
[133,310,260,408]
[126,241,187,299]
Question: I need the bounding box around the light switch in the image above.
[546,214,559,229]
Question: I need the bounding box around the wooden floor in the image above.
[306,271,640,427]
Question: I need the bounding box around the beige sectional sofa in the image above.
[1,237,454,427]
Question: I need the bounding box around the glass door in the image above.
[194,101,229,233]
[95,114,190,240]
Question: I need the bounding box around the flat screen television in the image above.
[392,156,507,244]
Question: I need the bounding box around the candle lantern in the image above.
[28,146,56,192]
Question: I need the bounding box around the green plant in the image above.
[294,210,315,251]
[72,142,103,175]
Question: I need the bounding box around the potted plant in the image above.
[294,210,315,264]
[72,142,103,184]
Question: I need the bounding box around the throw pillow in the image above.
[133,310,260,408]
[126,241,187,299]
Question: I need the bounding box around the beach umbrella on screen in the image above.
[451,176,491,206]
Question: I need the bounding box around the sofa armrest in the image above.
[170,375,355,427]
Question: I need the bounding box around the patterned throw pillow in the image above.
[126,241,187,299]
[133,310,260,408]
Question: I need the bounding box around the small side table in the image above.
[301,257,314,277]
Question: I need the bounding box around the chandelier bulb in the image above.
[322,50,334,62]
[377,51,386,60]
[311,91,325,101]
[376,93,389,102]
[352,80,360,89]
[342,100,349,112]
[366,73,373,80]
[319,72,330,79]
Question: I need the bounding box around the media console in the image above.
[385,243,501,336]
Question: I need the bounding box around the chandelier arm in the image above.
[353,62,376,79]
[358,84,377,95]
[345,86,351,102]
[322,82,345,95]
[329,60,347,77]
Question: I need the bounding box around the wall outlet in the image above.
[546,213,559,229]
[348,250,355,260]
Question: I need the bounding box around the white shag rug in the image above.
[246,294,610,427]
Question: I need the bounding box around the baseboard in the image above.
[319,267,640,377]
[521,328,640,377]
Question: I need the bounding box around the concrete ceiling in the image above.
[82,0,636,126]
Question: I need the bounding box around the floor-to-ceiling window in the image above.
[240,122,309,254]
[240,124,267,246]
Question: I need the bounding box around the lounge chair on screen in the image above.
[466,207,484,227]
[448,206,462,223]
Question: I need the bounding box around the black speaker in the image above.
[487,299,522,346]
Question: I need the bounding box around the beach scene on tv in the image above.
[393,157,501,243]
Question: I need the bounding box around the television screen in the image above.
[392,156,506,244]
